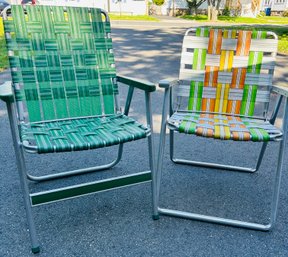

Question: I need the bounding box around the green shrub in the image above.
[0,37,8,71]
[152,0,165,6]
[282,9,288,17]
[222,7,231,17]
[258,11,265,17]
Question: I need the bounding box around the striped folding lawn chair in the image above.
[155,28,288,230]
[0,5,157,253]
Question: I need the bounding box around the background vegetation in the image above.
[182,14,288,24]
[0,15,287,71]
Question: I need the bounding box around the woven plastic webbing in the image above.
[179,28,277,117]
[168,112,282,142]
[21,114,149,153]
[4,5,118,122]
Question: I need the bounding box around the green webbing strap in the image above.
[4,5,118,122]
[21,114,149,153]
[171,113,281,142]
[240,31,267,116]
[188,28,208,111]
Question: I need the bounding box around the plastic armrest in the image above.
[0,81,13,103]
[272,85,288,98]
[117,75,156,92]
[158,78,179,89]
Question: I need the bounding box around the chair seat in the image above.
[168,112,282,142]
[21,114,149,153]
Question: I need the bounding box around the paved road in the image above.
[1,19,288,257]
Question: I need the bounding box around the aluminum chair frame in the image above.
[154,28,288,231]
[0,6,157,253]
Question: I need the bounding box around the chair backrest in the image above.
[3,5,119,123]
[177,27,278,118]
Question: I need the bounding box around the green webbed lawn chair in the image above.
[0,5,157,253]
[156,28,288,230]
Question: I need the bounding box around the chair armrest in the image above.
[272,85,288,98]
[117,75,156,92]
[158,78,179,89]
[0,81,13,103]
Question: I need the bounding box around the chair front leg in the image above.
[155,87,171,219]
[6,102,40,253]
[269,97,288,228]
[144,91,158,219]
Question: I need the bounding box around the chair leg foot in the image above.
[31,246,40,254]
[152,214,160,220]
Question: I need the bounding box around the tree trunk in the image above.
[190,7,197,15]
[211,6,218,21]
[207,5,211,20]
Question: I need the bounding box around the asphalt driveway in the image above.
[1,19,288,257]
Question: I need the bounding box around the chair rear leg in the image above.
[255,142,268,171]
[169,130,268,173]
[26,144,124,182]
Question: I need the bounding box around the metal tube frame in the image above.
[23,84,153,182]
[170,131,264,173]
[156,87,288,231]
[6,101,40,253]
[144,91,158,219]
[5,82,156,253]
[26,145,124,182]
[169,88,284,173]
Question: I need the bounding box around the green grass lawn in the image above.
[209,25,288,54]
[218,15,288,24]
[0,15,287,71]
[181,15,288,54]
[109,14,159,21]
[0,37,8,72]
[0,15,158,71]
[182,14,288,24]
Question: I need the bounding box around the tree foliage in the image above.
[152,0,165,6]
[186,0,206,15]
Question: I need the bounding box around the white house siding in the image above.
[261,0,288,11]
[109,0,146,15]
[161,0,226,15]
[32,0,146,15]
